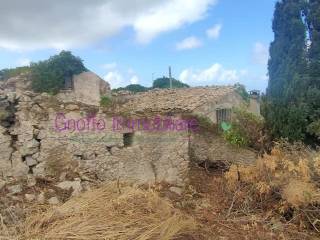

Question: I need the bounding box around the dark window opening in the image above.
[216,108,231,124]
[63,74,74,90]
[123,132,134,147]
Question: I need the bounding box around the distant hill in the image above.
[152,77,189,89]
[113,77,189,93]
[112,84,149,93]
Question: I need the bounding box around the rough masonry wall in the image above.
[189,132,257,168]
[194,92,247,123]
[0,91,189,187]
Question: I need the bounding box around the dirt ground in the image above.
[1,166,319,240]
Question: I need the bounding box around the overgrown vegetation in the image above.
[0,66,30,81]
[234,83,250,103]
[100,95,112,107]
[225,141,320,233]
[223,108,267,150]
[31,51,87,94]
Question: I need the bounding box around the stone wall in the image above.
[194,92,248,123]
[0,91,189,187]
[189,132,257,169]
[72,71,111,105]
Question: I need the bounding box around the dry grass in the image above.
[19,183,196,240]
[225,141,320,232]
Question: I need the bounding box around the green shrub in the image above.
[234,83,250,103]
[31,51,87,94]
[223,125,249,147]
[223,108,265,149]
[100,96,112,107]
[0,66,30,81]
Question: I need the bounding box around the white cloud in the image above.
[252,42,269,65]
[102,62,117,70]
[206,24,222,39]
[16,58,31,67]
[134,0,217,43]
[103,65,140,88]
[130,75,140,84]
[176,36,202,50]
[0,0,217,51]
[103,71,124,89]
[179,63,241,85]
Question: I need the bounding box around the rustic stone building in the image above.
[0,78,260,195]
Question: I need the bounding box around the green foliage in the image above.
[0,66,30,81]
[224,108,265,149]
[100,95,112,107]
[113,84,149,93]
[31,51,87,94]
[152,77,189,89]
[307,120,320,138]
[264,0,320,143]
[112,77,189,93]
[234,83,250,103]
[267,0,307,100]
[223,126,249,147]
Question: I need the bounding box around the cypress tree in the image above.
[264,0,308,141]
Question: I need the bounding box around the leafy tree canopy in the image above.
[112,84,149,93]
[31,51,87,94]
[152,77,189,89]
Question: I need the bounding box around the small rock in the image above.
[59,172,67,181]
[48,197,60,205]
[25,156,37,166]
[111,147,120,155]
[25,194,35,202]
[57,180,83,196]
[33,162,45,177]
[37,192,45,204]
[7,184,22,195]
[27,176,37,187]
[169,186,183,195]
[65,104,80,111]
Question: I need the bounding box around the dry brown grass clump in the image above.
[20,183,196,240]
[225,141,320,232]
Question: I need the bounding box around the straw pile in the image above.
[20,183,196,240]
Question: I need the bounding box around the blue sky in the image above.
[0,0,277,91]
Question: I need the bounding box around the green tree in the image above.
[31,51,87,94]
[152,77,189,89]
[113,84,149,93]
[267,0,307,100]
[264,0,311,142]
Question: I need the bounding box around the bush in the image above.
[234,83,250,103]
[223,108,266,149]
[31,51,87,94]
[225,141,320,232]
[0,66,30,81]
[100,96,112,108]
[223,126,249,147]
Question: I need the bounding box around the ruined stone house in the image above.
[0,76,260,192]
[0,71,111,106]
